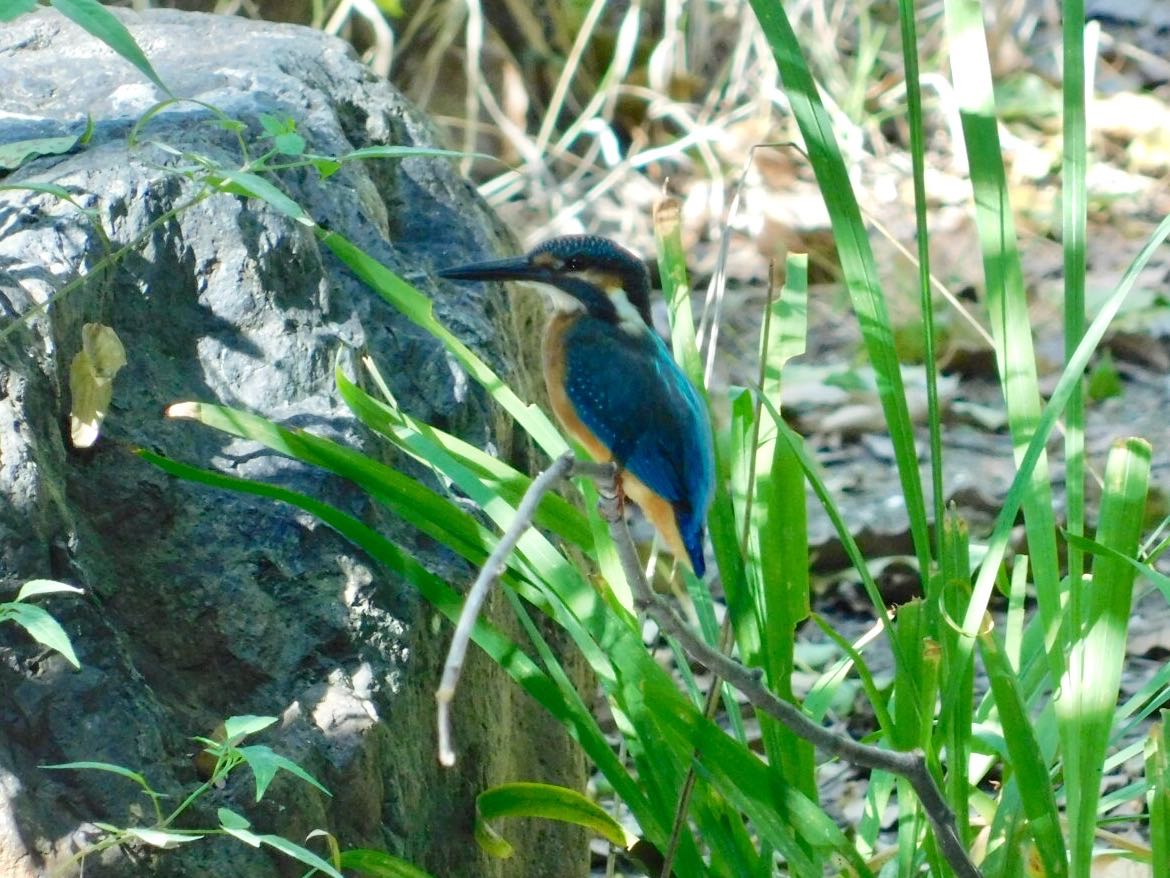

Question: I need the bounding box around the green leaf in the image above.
[1148,716,1170,873]
[747,0,931,576]
[475,783,633,859]
[341,145,493,164]
[223,825,262,847]
[78,114,95,146]
[236,745,330,800]
[124,827,202,848]
[166,399,508,572]
[339,849,437,878]
[221,715,276,744]
[1059,437,1150,873]
[209,170,310,225]
[49,0,170,94]
[217,807,251,830]
[0,135,80,170]
[370,0,403,17]
[978,627,1067,878]
[42,761,150,789]
[274,132,306,157]
[0,0,39,22]
[0,181,75,200]
[312,158,342,179]
[1087,350,1123,401]
[3,602,80,668]
[257,833,342,878]
[16,579,84,601]
[766,252,808,384]
[258,114,288,137]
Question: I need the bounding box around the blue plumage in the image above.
[562,317,715,574]
[439,234,716,575]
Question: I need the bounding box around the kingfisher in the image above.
[439,235,716,576]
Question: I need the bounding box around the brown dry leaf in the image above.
[69,323,127,449]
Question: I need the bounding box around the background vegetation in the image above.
[6,0,1170,875]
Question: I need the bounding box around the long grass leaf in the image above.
[747,0,930,576]
[319,230,567,456]
[50,0,170,94]
[943,0,1064,686]
[1062,0,1089,599]
[958,214,1170,691]
[895,0,945,558]
[1148,716,1170,877]
[1059,439,1150,876]
[978,626,1068,878]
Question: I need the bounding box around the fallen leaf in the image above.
[69,323,127,449]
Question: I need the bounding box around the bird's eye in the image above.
[564,257,583,271]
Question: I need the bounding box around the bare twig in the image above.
[436,451,577,766]
[436,453,617,767]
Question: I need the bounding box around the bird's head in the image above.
[439,235,653,329]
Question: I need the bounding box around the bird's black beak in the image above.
[438,256,552,284]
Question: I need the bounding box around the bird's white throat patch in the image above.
[610,288,646,335]
[540,285,586,314]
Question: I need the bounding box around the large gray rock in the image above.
[0,9,583,878]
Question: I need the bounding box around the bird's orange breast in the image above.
[543,312,614,465]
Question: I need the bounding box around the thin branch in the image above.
[436,451,578,766]
[436,453,616,767]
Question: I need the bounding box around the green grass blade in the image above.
[318,230,567,457]
[758,396,914,686]
[1062,0,1089,594]
[0,0,38,21]
[747,0,931,576]
[895,0,946,559]
[333,368,595,554]
[49,0,171,94]
[644,671,874,877]
[958,213,1170,693]
[805,614,895,733]
[1148,715,1170,877]
[475,782,633,855]
[41,761,151,789]
[1059,438,1150,876]
[943,0,1064,682]
[338,848,437,878]
[978,627,1068,878]
[936,512,974,843]
[167,401,496,567]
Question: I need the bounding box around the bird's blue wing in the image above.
[562,321,713,515]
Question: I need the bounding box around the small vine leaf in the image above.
[124,827,202,848]
[16,579,84,601]
[0,135,80,170]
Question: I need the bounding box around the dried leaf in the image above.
[69,323,126,448]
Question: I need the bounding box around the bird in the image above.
[439,235,715,576]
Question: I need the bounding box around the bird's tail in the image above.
[679,511,707,578]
